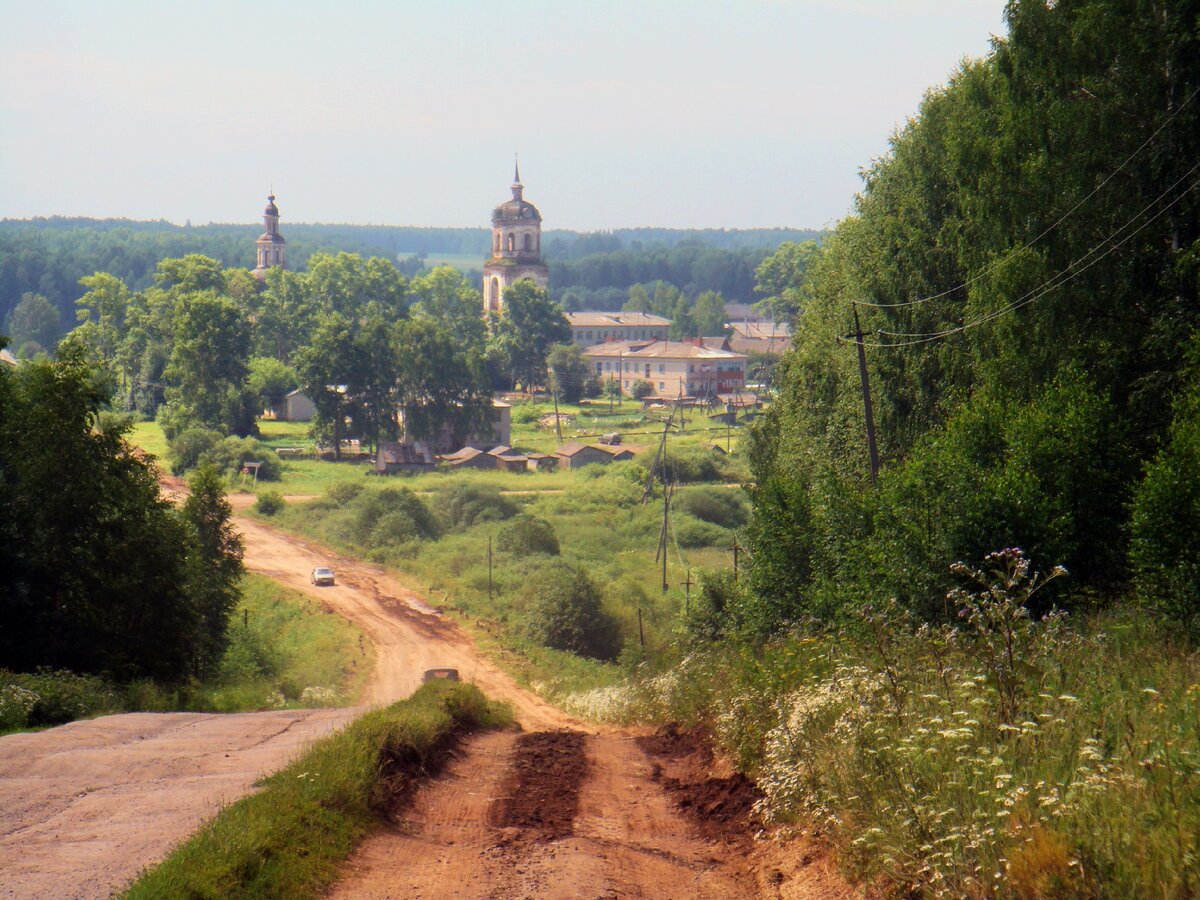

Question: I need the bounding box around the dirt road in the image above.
[0,510,848,898]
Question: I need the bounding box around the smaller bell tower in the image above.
[252,192,287,282]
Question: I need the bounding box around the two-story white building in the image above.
[583,339,747,400]
[566,311,671,347]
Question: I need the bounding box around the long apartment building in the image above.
[566,311,671,347]
[583,339,746,400]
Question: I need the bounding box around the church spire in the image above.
[511,154,523,201]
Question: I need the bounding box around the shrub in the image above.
[672,513,729,548]
[521,567,621,660]
[496,514,560,556]
[169,427,221,475]
[349,487,440,547]
[205,436,283,481]
[326,481,364,507]
[442,483,518,530]
[675,486,749,528]
[156,401,196,442]
[511,402,548,425]
[2,669,120,726]
[255,490,285,516]
[630,379,654,400]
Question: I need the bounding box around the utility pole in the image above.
[488,536,493,599]
[729,537,740,581]
[680,569,693,614]
[550,369,564,443]
[849,305,881,485]
[661,477,670,593]
[637,607,645,647]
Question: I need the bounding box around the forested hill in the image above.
[0,218,822,337]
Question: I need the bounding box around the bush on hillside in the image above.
[630,380,654,400]
[255,490,285,516]
[675,486,749,528]
[521,567,621,660]
[169,430,283,481]
[169,427,222,474]
[443,483,518,530]
[325,481,364,507]
[496,514,560,556]
[348,487,440,546]
[205,436,283,482]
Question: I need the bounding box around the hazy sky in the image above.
[0,1,1004,230]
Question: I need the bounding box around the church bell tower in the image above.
[252,192,287,282]
[483,160,548,315]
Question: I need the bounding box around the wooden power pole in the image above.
[850,305,880,485]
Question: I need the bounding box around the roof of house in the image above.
[440,446,485,461]
[554,442,595,457]
[594,444,642,457]
[378,442,433,466]
[583,340,746,361]
[566,311,671,328]
[525,452,555,460]
[701,336,732,351]
[728,321,791,340]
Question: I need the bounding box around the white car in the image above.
[310,567,335,586]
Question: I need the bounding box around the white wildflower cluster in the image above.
[0,683,39,729]
[299,685,338,706]
[560,684,640,722]
[751,651,1099,895]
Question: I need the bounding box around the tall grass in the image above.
[125,681,512,899]
[571,552,1200,897]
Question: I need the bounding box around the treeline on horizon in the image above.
[0,217,822,341]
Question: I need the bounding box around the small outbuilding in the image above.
[376,442,435,475]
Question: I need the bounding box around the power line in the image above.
[852,84,1200,311]
[848,165,1200,349]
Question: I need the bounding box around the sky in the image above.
[0,1,1005,231]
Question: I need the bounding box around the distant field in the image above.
[400,252,481,273]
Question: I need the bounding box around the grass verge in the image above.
[125,680,512,899]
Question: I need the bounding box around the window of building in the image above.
[623,380,629,389]
[494,234,500,252]
[658,382,665,391]
[658,364,665,374]
[604,361,611,371]
[506,234,515,252]
[586,331,593,340]
[523,233,532,251]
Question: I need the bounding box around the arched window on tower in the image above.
[506,233,514,252]
[523,233,532,251]
[490,277,500,311]
[494,233,500,252]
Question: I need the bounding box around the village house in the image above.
[400,399,512,454]
[583,339,747,400]
[375,442,435,474]
[269,388,315,422]
[566,311,671,347]
[726,320,791,356]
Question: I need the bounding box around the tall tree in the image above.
[395,317,491,449]
[7,292,60,357]
[488,281,570,391]
[163,291,254,434]
[180,462,244,678]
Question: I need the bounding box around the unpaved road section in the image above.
[330,730,757,899]
[0,708,356,900]
[0,513,571,900]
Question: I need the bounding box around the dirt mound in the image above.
[490,730,587,841]
[636,721,715,763]
[638,722,764,843]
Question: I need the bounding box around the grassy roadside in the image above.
[124,681,512,899]
[0,574,370,734]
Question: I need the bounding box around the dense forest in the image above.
[0,219,819,353]
[739,0,1199,630]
